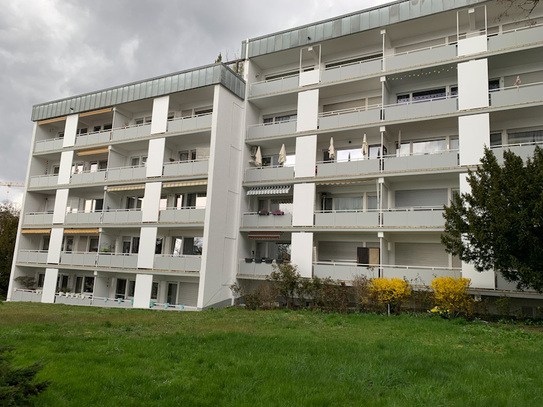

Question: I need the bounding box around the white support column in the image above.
[150,95,170,135]
[294,135,317,178]
[58,151,74,185]
[93,272,109,298]
[296,90,319,132]
[146,138,166,178]
[62,114,79,148]
[458,59,489,110]
[459,113,490,166]
[142,182,162,222]
[52,189,69,224]
[41,268,59,303]
[47,228,64,264]
[292,183,315,226]
[137,227,157,269]
[291,233,313,278]
[133,274,153,309]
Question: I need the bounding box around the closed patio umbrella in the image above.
[255,146,262,167]
[362,133,369,157]
[329,137,335,160]
[279,144,287,165]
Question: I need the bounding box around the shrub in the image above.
[369,278,412,314]
[430,277,474,317]
[0,346,50,406]
[268,262,301,309]
[244,284,278,310]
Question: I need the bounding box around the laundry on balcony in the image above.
[247,185,291,195]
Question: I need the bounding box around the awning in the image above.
[77,147,109,156]
[38,117,66,125]
[248,231,281,240]
[64,228,99,234]
[163,180,207,188]
[316,179,374,186]
[79,108,112,118]
[107,184,146,192]
[247,185,291,196]
[21,229,51,234]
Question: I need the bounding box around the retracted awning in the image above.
[247,185,291,196]
[316,179,373,186]
[248,231,281,240]
[107,184,146,192]
[21,229,51,234]
[77,147,109,156]
[64,228,99,234]
[163,180,208,188]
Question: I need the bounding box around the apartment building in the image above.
[8,0,543,311]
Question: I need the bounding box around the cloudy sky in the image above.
[0,0,393,205]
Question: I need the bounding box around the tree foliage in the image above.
[0,346,50,406]
[0,203,19,300]
[442,147,543,291]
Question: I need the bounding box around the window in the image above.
[151,282,159,300]
[335,196,364,211]
[179,150,197,162]
[130,156,147,167]
[412,140,448,155]
[84,277,94,293]
[37,273,45,288]
[84,199,103,212]
[182,237,203,255]
[135,116,152,125]
[57,131,64,139]
[116,279,127,299]
[52,165,60,175]
[77,128,88,135]
[42,236,50,251]
[89,238,99,253]
[159,196,168,211]
[263,113,297,125]
[412,88,446,102]
[127,281,136,298]
[71,163,84,174]
[126,197,143,210]
[490,133,502,147]
[195,107,213,115]
[172,237,183,256]
[155,237,163,255]
[325,53,383,69]
[64,236,74,253]
[57,275,69,291]
[131,237,140,254]
[508,129,543,145]
[488,79,500,91]
[90,161,107,172]
[103,123,112,130]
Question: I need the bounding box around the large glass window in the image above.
[508,130,543,144]
[84,276,94,293]
[412,140,448,155]
[335,196,364,211]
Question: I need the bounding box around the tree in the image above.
[0,203,19,300]
[441,147,543,291]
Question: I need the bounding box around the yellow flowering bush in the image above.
[430,277,474,317]
[369,278,411,313]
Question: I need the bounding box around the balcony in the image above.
[249,75,299,98]
[162,159,209,178]
[382,208,445,228]
[106,165,146,182]
[245,165,294,182]
[11,289,43,302]
[313,262,378,281]
[34,137,63,153]
[318,106,382,131]
[321,58,382,83]
[29,174,58,188]
[488,24,543,53]
[23,212,53,225]
[65,211,102,225]
[75,130,111,148]
[97,253,138,269]
[17,250,48,264]
[153,254,201,272]
[385,96,457,122]
[60,251,98,267]
[385,44,456,72]
[111,123,152,142]
[489,82,543,109]
[166,113,212,133]
[242,212,292,228]
[383,150,458,173]
[158,208,205,224]
[102,209,142,224]
[71,169,107,185]
[314,210,379,228]
[381,264,459,286]
[491,142,543,165]
[54,293,93,306]
[247,120,297,140]
[316,157,380,178]
[238,260,275,277]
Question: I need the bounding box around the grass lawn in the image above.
[1,303,542,406]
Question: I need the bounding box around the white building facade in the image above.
[8,0,543,311]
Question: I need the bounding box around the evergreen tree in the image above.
[442,147,543,291]
[0,204,19,300]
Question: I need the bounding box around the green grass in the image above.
[1,303,542,406]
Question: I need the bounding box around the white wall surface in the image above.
[133,274,153,308]
[142,182,162,222]
[137,227,157,269]
[295,135,317,178]
[63,114,79,148]
[150,95,169,134]
[58,151,74,185]
[146,138,166,177]
[299,70,320,87]
[93,274,109,297]
[459,113,489,166]
[291,233,313,278]
[52,189,69,224]
[458,59,489,110]
[293,183,315,226]
[41,268,59,303]
[296,90,319,132]
[47,228,64,264]
[457,35,487,57]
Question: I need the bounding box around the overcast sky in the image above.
[0,0,393,205]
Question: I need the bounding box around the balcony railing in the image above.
[316,156,380,178]
[314,210,379,228]
[158,207,205,223]
[385,43,456,72]
[489,81,543,108]
[111,123,151,142]
[34,137,63,153]
[96,253,138,269]
[65,211,103,224]
[102,209,143,224]
[106,165,147,182]
[244,165,294,182]
[28,174,59,188]
[162,159,209,178]
[71,169,107,185]
[247,119,297,140]
[249,74,300,98]
[153,254,201,272]
[17,250,48,264]
[166,113,213,133]
[242,212,292,228]
[75,129,112,147]
[23,212,53,225]
[381,207,445,228]
[313,261,378,281]
[318,104,382,131]
[380,264,460,286]
[488,23,543,53]
[321,57,382,83]
[491,141,543,165]
[11,289,43,303]
[383,150,459,173]
[60,251,98,267]
[384,95,458,121]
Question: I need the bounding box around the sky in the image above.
[0,0,393,206]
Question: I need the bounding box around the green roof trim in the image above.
[32,63,245,122]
